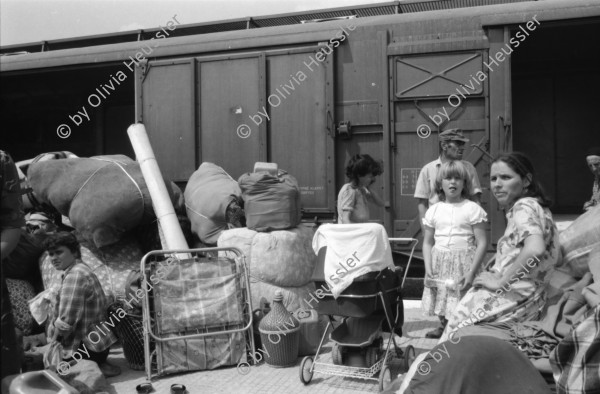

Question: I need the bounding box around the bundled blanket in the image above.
[551,305,600,394]
[185,162,243,244]
[28,155,183,248]
[218,225,318,313]
[312,223,394,298]
[248,279,316,313]
[557,206,600,279]
[40,235,143,300]
[217,226,316,287]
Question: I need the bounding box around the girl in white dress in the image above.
[421,160,488,338]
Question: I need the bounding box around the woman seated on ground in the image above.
[440,152,560,341]
[44,232,121,377]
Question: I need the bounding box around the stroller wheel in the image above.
[366,347,379,367]
[378,365,392,392]
[331,343,343,365]
[299,356,314,384]
[403,345,416,370]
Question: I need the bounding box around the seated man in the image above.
[44,232,120,377]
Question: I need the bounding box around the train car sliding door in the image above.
[136,55,265,181]
[196,55,265,178]
[136,58,197,182]
[266,50,335,215]
[486,27,513,245]
[390,47,490,250]
[136,47,335,215]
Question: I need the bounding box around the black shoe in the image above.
[99,362,121,377]
[425,326,444,338]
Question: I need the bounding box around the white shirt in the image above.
[423,200,487,250]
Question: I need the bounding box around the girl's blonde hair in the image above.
[435,160,472,201]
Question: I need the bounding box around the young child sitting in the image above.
[44,232,120,377]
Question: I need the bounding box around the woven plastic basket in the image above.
[258,291,300,367]
[108,302,149,370]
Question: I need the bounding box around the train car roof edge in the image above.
[1,0,599,73]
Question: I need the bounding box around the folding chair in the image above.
[140,247,255,379]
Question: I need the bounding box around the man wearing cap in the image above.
[583,146,600,212]
[414,129,482,233]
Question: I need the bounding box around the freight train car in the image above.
[2,0,600,275]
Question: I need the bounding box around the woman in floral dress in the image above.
[441,152,559,341]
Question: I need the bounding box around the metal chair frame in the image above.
[140,247,256,380]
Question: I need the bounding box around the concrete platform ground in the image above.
[104,301,439,394]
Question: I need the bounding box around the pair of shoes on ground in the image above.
[425,326,444,338]
[99,361,121,378]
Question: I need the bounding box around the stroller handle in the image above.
[388,238,418,289]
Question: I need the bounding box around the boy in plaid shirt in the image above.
[44,232,120,377]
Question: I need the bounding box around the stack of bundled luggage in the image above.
[26,154,185,300]
[16,155,319,375]
[185,162,318,313]
[2,151,189,390]
[27,154,184,248]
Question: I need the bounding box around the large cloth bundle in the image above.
[16,151,78,210]
[249,280,316,313]
[238,171,301,231]
[40,235,143,300]
[557,206,600,278]
[217,225,317,287]
[28,155,183,248]
[185,162,243,244]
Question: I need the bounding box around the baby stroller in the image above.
[298,223,418,392]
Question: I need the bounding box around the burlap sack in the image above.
[28,155,183,248]
[185,162,242,244]
[558,206,600,278]
[218,225,317,287]
[249,280,316,313]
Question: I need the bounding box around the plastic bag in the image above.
[28,287,59,325]
[43,340,65,370]
[238,171,301,232]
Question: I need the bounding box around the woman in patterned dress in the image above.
[440,152,560,341]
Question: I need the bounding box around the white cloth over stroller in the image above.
[312,223,395,298]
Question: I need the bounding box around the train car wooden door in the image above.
[388,38,492,250]
[196,55,265,178]
[135,58,197,183]
[486,26,514,246]
[265,50,335,216]
[135,55,264,182]
[135,46,336,215]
